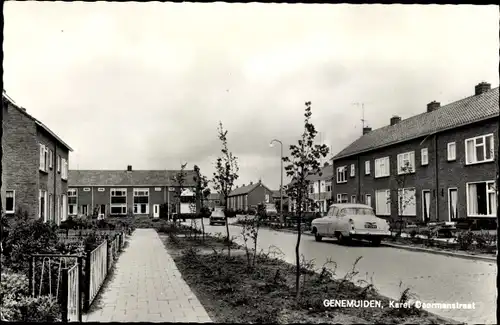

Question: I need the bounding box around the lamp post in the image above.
[270,139,284,224]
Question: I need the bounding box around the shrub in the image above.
[2,211,59,272]
[409,230,417,238]
[474,231,496,250]
[456,230,475,250]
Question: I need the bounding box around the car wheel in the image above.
[209,222,213,226]
[315,233,322,242]
[338,233,350,245]
[371,238,382,246]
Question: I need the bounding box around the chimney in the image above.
[127,165,132,171]
[242,184,245,187]
[250,181,253,185]
[427,101,440,112]
[475,82,491,96]
[362,127,372,135]
[390,116,401,126]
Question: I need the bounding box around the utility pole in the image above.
[352,102,372,135]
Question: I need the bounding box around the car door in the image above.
[327,207,340,234]
[332,208,347,234]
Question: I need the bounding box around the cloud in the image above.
[3,3,499,189]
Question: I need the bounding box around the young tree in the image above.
[193,165,211,242]
[388,161,416,236]
[282,101,329,298]
[212,121,239,257]
[174,163,188,224]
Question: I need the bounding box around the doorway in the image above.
[99,204,106,219]
[153,204,160,218]
[422,190,431,223]
[448,188,458,221]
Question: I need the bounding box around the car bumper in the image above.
[210,219,226,223]
[349,230,391,238]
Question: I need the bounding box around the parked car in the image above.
[259,203,278,221]
[311,203,391,246]
[209,206,226,226]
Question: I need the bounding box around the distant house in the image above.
[228,180,274,211]
[68,165,199,218]
[271,189,288,212]
[2,91,73,224]
[332,82,498,226]
[205,192,223,209]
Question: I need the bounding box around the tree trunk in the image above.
[295,194,302,299]
[225,196,231,257]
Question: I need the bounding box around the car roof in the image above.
[329,203,372,209]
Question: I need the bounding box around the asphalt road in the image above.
[186,219,496,324]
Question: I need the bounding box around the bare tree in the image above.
[174,162,188,224]
[283,101,329,298]
[212,122,239,257]
[194,165,211,243]
[387,161,415,236]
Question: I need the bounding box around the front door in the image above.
[422,190,431,223]
[153,204,160,218]
[365,194,372,208]
[448,188,458,221]
[99,204,106,219]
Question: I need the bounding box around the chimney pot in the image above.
[475,82,491,96]
[390,116,401,126]
[362,127,372,135]
[250,181,253,185]
[427,101,440,112]
[242,184,245,187]
[127,165,132,171]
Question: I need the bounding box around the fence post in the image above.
[106,239,111,271]
[77,256,83,322]
[83,250,91,312]
[60,267,69,322]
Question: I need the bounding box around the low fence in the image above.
[28,231,125,318]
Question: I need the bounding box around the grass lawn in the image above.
[159,231,461,324]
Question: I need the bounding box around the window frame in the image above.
[350,164,355,177]
[83,187,91,192]
[447,142,456,161]
[364,160,370,175]
[57,155,61,173]
[154,187,162,192]
[336,166,347,184]
[110,188,128,215]
[39,144,48,172]
[465,134,495,165]
[421,148,429,166]
[397,187,417,216]
[375,189,391,216]
[466,180,497,217]
[397,151,415,175]
[5,190,15,214]
[350,195,356,203]
[67,189,78,216]
[374,157,390,178]
[48,149,54,169]
[133,188,150,214]
[98,188,105,192]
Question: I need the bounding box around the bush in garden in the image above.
[2,211,59,272]
[456,230,475,250]
[474,231,496,250]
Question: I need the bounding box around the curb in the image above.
[230,223,496,263]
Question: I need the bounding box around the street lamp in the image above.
[270,139,284,224]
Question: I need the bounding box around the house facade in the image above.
[68,166,200,218]
[2,91,72,224]
[205,193,223,210]
[228,180,274,211]
[332,82,498,226]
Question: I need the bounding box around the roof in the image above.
[2,91,73,152]
[333,87,499,160]
[228,181,272,197]
[272,190,288,198]
[307,164,334,182]
[68,169,197,187]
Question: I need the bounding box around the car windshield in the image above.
[341,208,374,216]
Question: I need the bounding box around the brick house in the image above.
[68,165,199,218]
[2,91,72,224]
[228,180,274,211]
[206,193,223,210]
[332,82,498,225]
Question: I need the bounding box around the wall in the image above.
[1,102,39,218]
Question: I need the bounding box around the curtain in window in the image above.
[488,192,496,216]
[466,140,474,163]
[450,190,458,219]
[468,184,478,215]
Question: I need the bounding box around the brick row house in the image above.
[68,166,200,218]
[332,82,498,226]
[228,180,274,211]
[206,193,223,210]
[2,91,72,223]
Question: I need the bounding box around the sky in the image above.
[3,3,499,190]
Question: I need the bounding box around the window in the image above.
[320,181,325,193]
[336,193,348,203]
[365,194,372,207]
[467,181,497,217]
[61,158,68,180]
[397,188,416,216]
[111,188,127,215]
[49,194,53,223]
[98,188,105,192]
[365,161,370,175]
[57,155,61,173]
[56,195,60,223]
[465,134,494,165]
[61,194,68,221]
[5,190,15,213]
[336,166,347,183]
[49,149,53,169]
[448,188,458,221]
[350,164,355,177]
[155,187,162,191]
[68,189,78,216]
[168,187,175,192]
[133,188,149,214]
[326,182,332,192]
[39,190,47,221]
[421,148,428,166]
[375,189,391,215]
[351,195,356,203]
[83,188,90,192]
[309,185,314,194]
[39,144,48,172]
[397,151,415,174]
[80,205,88,215]
[265,194,270,203]
[374,157,390,178]
[447,142,456,161]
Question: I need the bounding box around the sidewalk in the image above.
[84,229,212,323]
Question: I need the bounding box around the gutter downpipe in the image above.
[434,134,439,223]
